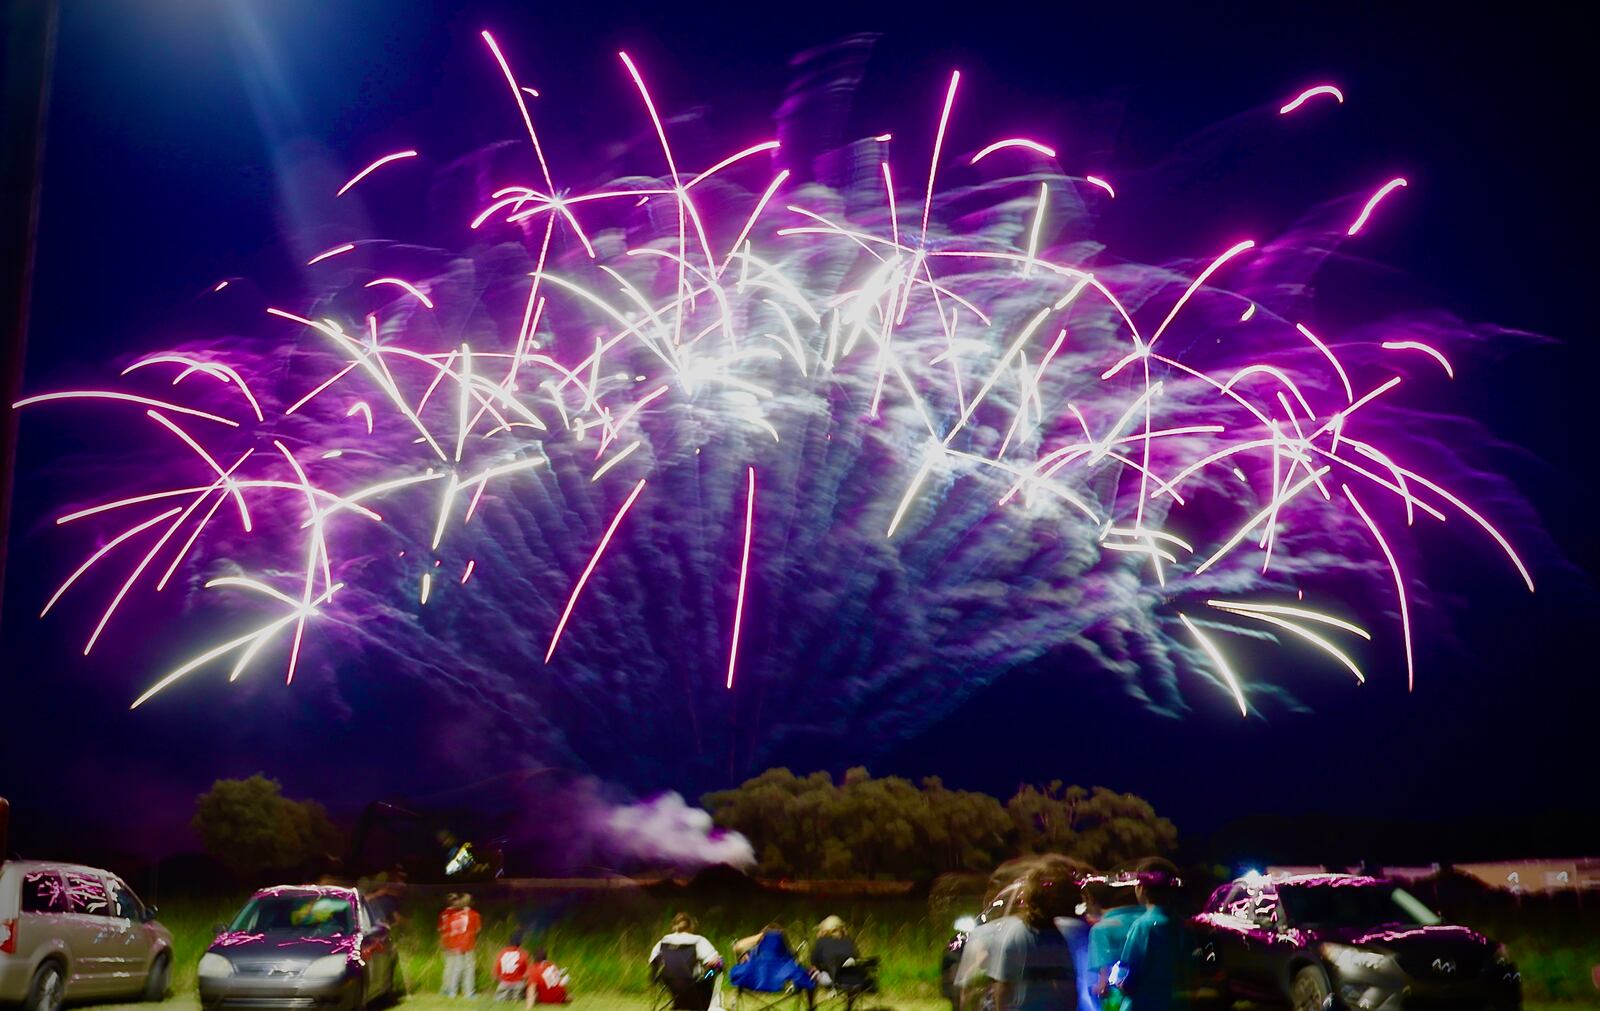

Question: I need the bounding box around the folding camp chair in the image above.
[812,956,878,1011]
[727,932,815,1011]
[652,943,719,1011]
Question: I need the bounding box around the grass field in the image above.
[131,886,1597,1010]
[149,889,948,1003]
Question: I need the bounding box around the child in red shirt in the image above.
[438,894,482,998]
[493,931,530,1002]
[524,948,571,1005]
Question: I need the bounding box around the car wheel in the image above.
[24,961,66,1011]
[143,953,173,1001]
[1290,966,1332,1011]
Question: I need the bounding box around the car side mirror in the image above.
[213,922,227,935]
[143,906,159,923]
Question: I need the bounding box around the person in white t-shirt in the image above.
[651,913,724,1010]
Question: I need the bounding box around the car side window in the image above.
[61,871,112,916]
[1250,893,1281,928]
[1220,886,1251,918]
[359,901,374,932]
[110,878,145,920]
[22,871,68,913]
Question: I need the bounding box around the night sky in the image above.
[2,1,1595,867]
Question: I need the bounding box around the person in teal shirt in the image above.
[1113,859,1184,1011]
[1085,876,1142,1011]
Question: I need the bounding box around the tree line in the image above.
[703,768,1178,880]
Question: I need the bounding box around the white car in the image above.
[0,860,174,1011]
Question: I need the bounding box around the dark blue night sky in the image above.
[3,1,1595,866]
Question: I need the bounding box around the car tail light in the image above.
[0,918,16,954]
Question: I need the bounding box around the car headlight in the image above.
[303,954,353,979]
[1320,943,1393,974]
[198,953,235,979]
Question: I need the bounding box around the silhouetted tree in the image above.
[705,768,1171,879]
[192,775,341,879]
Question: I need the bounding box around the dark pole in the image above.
[0,0,60,618]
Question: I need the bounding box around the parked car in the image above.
[1191,872,1521,1011]
[198,884,402,1011]
[0,859,174,1011]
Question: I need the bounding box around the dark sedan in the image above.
[1191,873,1520,1011]
[198,885,402,1011]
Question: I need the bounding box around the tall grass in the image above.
[151,889,951,1001]
[149,886,1597,1005]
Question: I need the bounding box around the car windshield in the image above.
[1278,883,1440,929]
[229,894,353,935]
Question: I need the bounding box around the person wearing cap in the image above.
[439,893,483,998]
[1112,860,1184,1011]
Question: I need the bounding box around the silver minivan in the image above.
[0,860,174,1011]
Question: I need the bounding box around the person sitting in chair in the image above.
[810,917,858,987]
[729,923,815,995]
[651,913,723,1011]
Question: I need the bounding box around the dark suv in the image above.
[1191,873,1520,1011]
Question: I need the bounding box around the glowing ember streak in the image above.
[1278,84,1345,115]
[921,71,960,245]
[212,280,229,292]
[872,133,892,142]
[419,573,432,604]
[1147,240,1257,350]
[1239,303,1256,322]
[364,277,435,309]
[14,391,240,427]
[591,440,640,482]
[461,560,476,584]
[1205,600,1370,640]
[727,466,756,689]
[1295,323,1354,403]
[42,507,182,617]
[687,140,780,188]
[970,137,1056,163]
[1023,182,1048,278]
[144,411,252,531]
[1084,175,1116,198]
[1347,177,1408,235]
[1381,340,1455,378]
[307,243,356,265]
[1207,603,1367,683]
[1344,484,1415,691]
[346,401,374,433]
[545,478,647,663]
[1178,613,1248,717]
[335,150,418,196]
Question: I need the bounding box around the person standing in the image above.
[988,864,1081,1011]
[1114,860,1185,1011]
[1085,874,1142,1011]
[439,893,483,998]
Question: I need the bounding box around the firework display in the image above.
[14,35,1538,773]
